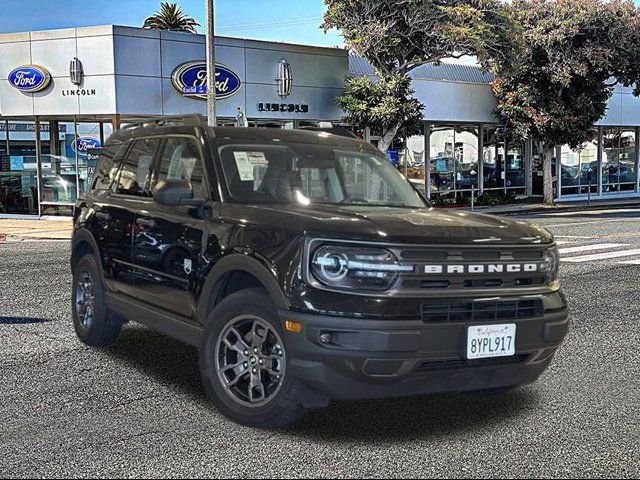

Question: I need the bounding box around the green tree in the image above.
[143,2,200,34]
[323,0,511,153]
[486,0,640,204]
[337,74,424,150]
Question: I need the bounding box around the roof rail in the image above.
[120,114,207,130]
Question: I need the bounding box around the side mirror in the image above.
[153,179,201,207]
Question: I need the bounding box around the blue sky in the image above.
[0,0,344,47]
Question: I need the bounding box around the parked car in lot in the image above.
[71,115,568,428]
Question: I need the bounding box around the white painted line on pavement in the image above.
[556,241,573,245]
[562,248,640,263]
[618,259,640,265]
[555,235,598,239]
[559,243,627,254]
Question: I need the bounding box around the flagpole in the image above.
[205,0,216,126]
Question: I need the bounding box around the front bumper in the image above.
[279,292,569,404]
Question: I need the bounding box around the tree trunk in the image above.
[377,124,401,154]
[542,144,555,205]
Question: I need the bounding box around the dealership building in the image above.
[1,24,640,217]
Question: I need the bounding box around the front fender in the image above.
[196,253,290,323]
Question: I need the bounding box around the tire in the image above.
[467,386,517,397]
[199,288,307,428]
[72,254,122,347]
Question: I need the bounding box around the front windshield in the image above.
[218,142,426,208]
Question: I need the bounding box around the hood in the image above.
[221,204,553,245]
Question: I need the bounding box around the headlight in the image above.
[310,244,413,291]
[540,246,559,283]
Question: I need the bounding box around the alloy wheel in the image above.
[215,315,286,408]
[75,271,95,330]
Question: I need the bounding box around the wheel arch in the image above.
[197,254,290,324]
[71,229,102,272]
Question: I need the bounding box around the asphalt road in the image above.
[1,207,639,478]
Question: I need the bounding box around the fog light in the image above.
[284,321,302,333]
[319,333,332,344]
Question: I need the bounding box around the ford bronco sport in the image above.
[71,115,568,428]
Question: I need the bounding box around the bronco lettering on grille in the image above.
[423,263,539,274]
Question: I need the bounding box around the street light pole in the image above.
[205,0,216,126]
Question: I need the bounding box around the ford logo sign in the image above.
[8,65,52,93]
[73,136,101,154]
[171,61,241,100]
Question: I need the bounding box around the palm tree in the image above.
[143,2,200,34]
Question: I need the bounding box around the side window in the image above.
[154,137,206,198]
[114,138,160,197]
[91,141,124,191]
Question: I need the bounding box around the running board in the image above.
[105,292,202,347]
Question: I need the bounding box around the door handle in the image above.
[136,217,156,228]
[95,212,111,221]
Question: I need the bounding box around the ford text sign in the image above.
[8,65,51,93]
[73,136,101,154]
[171,61,241,100]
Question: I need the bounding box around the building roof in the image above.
[349,55,494,84]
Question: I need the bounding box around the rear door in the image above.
[132,132,213,320]
[102,136,161,298]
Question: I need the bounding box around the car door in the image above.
[132,132,213,320]
[102,136,162,298]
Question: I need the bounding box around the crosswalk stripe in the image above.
[559,243,627,254]
[555,236,597,239]
[556,240,573,245]
[562,248,640,263]
[618,260,640,265]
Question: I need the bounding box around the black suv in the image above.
[71,115,568,428]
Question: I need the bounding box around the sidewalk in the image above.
[0,218,72,242]
[451,197,640,215]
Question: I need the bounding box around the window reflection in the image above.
[560,132,599,196]
[429,125,479,196]
[0,121,41,215]
[403,134,426,192]
[482,127,505,189]
[602,128,636,192]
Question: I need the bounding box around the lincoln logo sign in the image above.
[424,263,543,274]
[73,136,101,154]
[171,61,241,100]
[8,65,51,93]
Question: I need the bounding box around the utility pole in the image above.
[205,0,216,126]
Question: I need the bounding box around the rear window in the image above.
[91,141,125,191]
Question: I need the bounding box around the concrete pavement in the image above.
[0,218,72,242]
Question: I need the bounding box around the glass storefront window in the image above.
[454,126,479,190]
[560,131,598,196]
[404,134,426,193]
[429,126,455,194]
[602,128,636,193]
[41,121,77,205]
[482,127,505,190]
[505,138,526,192]
[429,125,479,196]
[0,119,115,216]
[0,121,40,215]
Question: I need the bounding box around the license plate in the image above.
[467,323,516,359]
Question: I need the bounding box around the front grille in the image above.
[391,244,550,293]
[421,299,543,323]
[415,354,529,373]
